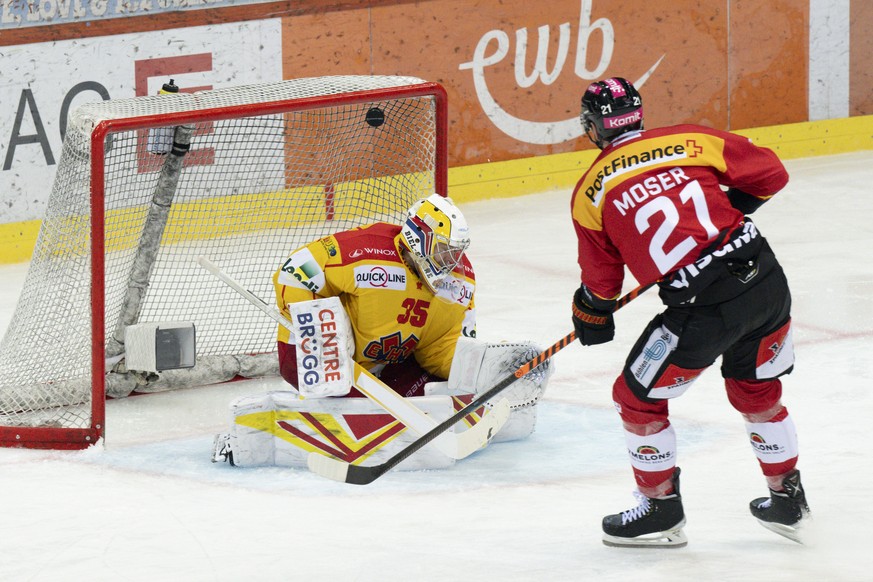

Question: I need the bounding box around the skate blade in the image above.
[756,518,803,544]
[602,524,688,548]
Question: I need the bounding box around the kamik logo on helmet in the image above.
[604,109,643,130]
[603,77,628,97]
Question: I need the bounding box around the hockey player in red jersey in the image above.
[273,193,476,397]
[570,77,809,547]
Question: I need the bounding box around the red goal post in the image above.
[0,76,448,449]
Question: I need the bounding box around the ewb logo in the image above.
[458,0,664,144]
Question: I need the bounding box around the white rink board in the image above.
[0,1,273,29]
[0,18,282,223]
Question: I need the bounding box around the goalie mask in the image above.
[400,194,470,294]
[580,77,643,149]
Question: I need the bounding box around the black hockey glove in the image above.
[726,188,766,214]
[572,285,616,346]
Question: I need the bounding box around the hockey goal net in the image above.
[0,76,447,449]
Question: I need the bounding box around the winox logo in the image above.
[354,265,406,290]
[349,247,397,259]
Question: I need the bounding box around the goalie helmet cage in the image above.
[0,76,448,449]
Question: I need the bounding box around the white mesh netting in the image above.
[0,76,442,445]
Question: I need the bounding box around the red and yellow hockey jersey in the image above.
[272,222,476,380]
[570,124,789,299]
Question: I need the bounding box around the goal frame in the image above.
[0,81,448,449]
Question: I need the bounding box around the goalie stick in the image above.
[196,256,510,460]
[351,361,510,459]
[307,280,657,485]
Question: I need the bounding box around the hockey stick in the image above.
[196,256,510,460]
[351,362,510,459]
[307,280,657,485]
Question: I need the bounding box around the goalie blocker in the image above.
[212,298,552,470]
[285,296,356,398]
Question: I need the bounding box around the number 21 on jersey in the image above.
[634,180,719,274]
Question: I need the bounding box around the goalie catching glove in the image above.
[447,337,552,409]
[572,284,616,346]
[439,337,553,442]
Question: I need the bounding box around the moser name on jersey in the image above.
[354,265,407,290]
[613,168,691,216]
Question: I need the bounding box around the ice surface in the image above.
[1,152,871,581]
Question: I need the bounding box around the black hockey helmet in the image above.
[580,77,643,149]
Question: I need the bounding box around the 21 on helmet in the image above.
[580,77,643,149]
[400,193,470,294]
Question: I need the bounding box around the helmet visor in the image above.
[431,236,469,273]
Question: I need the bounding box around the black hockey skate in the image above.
[602,467,687,548]
[749,470,810,544]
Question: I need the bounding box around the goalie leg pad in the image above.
[218,391,457,471]
[425,381,538,443]
[492,404,536,442]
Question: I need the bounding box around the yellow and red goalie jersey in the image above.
[571,124,789,299]
[272,222,476,380]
